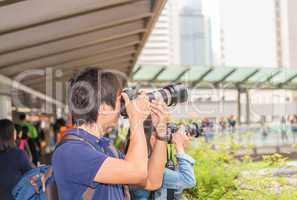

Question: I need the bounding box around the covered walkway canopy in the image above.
[132,65,297,90]
[0,0,167,118]
[0,0,166,92]
[132,65,297,124]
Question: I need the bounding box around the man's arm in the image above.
[139,100,169,190]
[141,139,167,190]
[94,94,150,185]
[162,153,196,190]
[162,131,196,190]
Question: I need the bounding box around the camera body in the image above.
[120,83,188,117]
[161,122,204,143]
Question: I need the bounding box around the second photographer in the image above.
[129,101,196,200]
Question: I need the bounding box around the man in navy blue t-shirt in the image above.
[52,68,168,200]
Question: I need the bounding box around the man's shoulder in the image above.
[52,140,108,168]
[53,140,90,158]
[8,148,25,157]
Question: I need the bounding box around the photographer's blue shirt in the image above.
[52,128,125,200]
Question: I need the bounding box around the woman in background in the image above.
[0,119,32,200]
[18,126,33,161]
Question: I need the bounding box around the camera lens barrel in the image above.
[163,83,188,106]
[184,122,202,138]
[164,122,203,142]
[142,83,188,106]
[120,83,188,117]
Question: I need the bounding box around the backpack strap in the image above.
[166,145,176,200]
[55,134,97,200]
[108,144,131,200]
[57,135,129,200]
[55,134,97,152]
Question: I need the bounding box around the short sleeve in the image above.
[18,149,33,174]
[56,142,108,186]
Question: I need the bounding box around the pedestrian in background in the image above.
[0,119,32,200]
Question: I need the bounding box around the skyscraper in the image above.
[280,0,297,68]
[179,0,207,66]
[137,0,180,65]
[137,0,212,66]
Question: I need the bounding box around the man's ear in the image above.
[99,103,113,115]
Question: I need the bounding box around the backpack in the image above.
[12,165,56,200]
[12,134,130,200]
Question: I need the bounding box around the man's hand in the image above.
[172,128,191,154]
[151,99,170,137]
[30,173,47,193]
[138,99,169,191]
[122,92,151,125]
[94,93,149,185]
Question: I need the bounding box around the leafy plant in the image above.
[184,140,297,200]
[262,153,287,167]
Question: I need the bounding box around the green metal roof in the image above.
[132,65,297,89]
[157,67,187,81]
[247,68,279,83]
[133,65,164,81]
[179,67,210,82]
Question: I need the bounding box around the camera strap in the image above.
[166,144,176,200]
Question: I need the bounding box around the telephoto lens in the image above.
[120,83,188,117]
[156,122,204,143]
[146,83,188,106]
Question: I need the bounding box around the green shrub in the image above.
[262,153,287,167]
[184,140,297,200]
[185,141,240,200]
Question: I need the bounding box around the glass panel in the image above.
[247,68,279,83]
[157,67,188,81]
[270,69,297,84]
[133,66,164,81]
[179,67,211,82]
[225,68,257,82]
[203,67,235,82]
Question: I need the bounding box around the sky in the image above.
[201,0,278,67]
[201,0,221,64]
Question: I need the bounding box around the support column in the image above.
[0,84,12,120]
[237,88,241,125]
[246,90,250,125]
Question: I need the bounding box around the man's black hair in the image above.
[125,117,154,157]
[0,119,15,152]
[68,68,123,125]
[19,113,26,121]
[21,126,29,139]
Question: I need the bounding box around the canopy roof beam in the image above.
[0,0,152,54]
[1,39,140,76]
[173,68,190,83]
[214,68,237,86]
[151,66,167,81]
[279,73,297,88]
[191,68,213,88]
[239,69,260,84]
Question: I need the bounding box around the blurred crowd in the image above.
[6,113,297,167]
[2,110,297,200]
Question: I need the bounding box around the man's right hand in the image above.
[122,92,151,125]
[95,93,150,186]
[151,99,170,137]
[172,128,191,153]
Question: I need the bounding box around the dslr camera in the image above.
[121,83,188,117]
[162,122,204,143]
